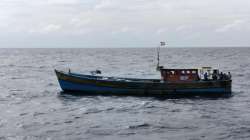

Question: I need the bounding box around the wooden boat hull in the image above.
[55,70,232,96]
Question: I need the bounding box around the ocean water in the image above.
[0,47,250,140]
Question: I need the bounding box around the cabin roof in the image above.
[160,68,198,71]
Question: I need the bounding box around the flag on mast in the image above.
[160,41,166,46]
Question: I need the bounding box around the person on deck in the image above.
[228,72,232,80]
[219,72,223,80]
[204,72,208,81]
[212,72,217,80]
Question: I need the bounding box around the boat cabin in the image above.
[160,69,199,82]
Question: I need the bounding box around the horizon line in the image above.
[0,46,250,49]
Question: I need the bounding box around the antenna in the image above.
[156,41,166,71]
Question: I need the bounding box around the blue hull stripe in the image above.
[59,80,138,93]
[58,80,229,95]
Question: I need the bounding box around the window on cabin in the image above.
[180,76,189,80]
[192,71,196,74]
[171,71,175,75]
[187,70,190,74]
[181,70,185,74]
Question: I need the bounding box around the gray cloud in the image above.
[1,0,250,47]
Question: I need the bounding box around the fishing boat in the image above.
[55,42,232,96]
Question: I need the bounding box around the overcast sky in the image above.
[1,0,250,48]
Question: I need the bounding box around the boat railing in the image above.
[55,69,160,83]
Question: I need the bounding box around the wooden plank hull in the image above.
[55,70,232,96]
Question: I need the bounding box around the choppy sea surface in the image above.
[0,47,250,140]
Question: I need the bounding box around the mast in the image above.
[156,41,166,71]
[156,46,160,70]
